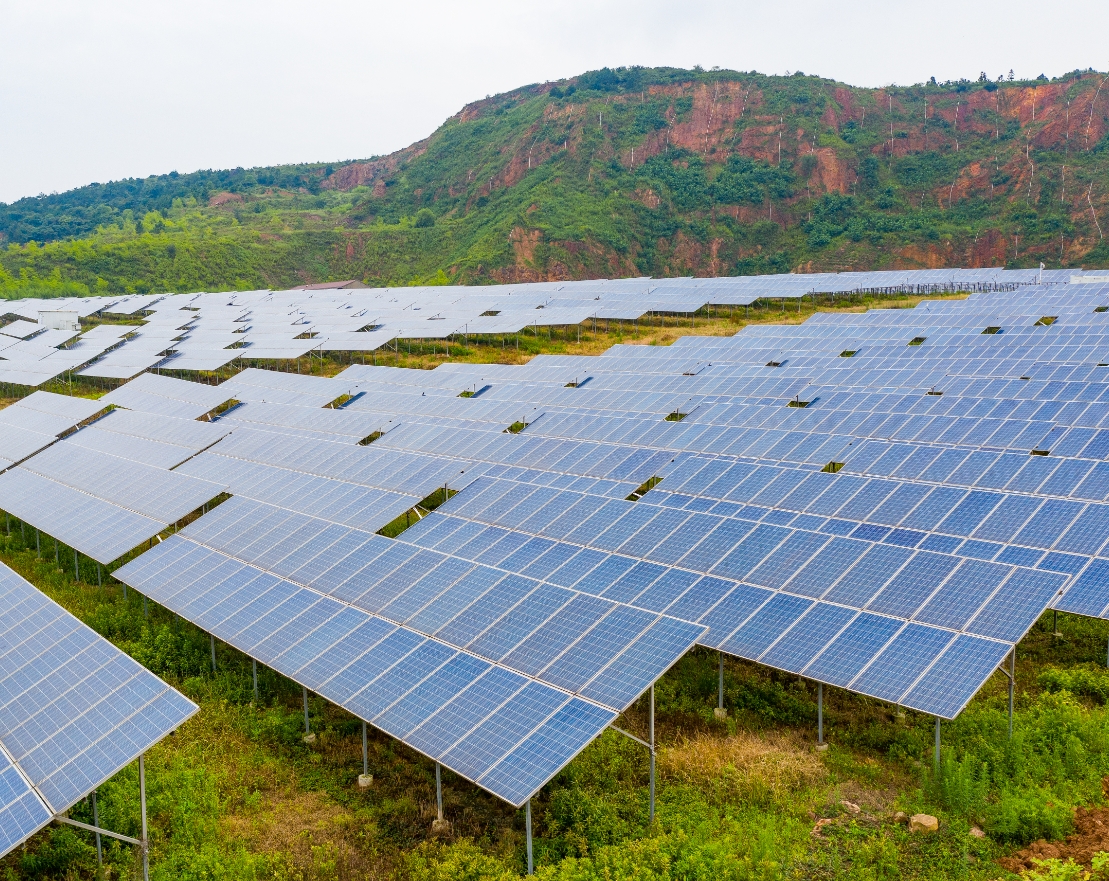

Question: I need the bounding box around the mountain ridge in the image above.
[2,65,1108,297]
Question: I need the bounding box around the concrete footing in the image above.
[430,817,452,836]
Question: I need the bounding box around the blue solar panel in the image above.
[23,274,1109,817]
[0,562,196,856]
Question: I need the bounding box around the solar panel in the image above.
[0,561,197,858]
[113,494,702,806]
[13,267,1109,811]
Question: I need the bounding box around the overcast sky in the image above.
[2,0,1106,204]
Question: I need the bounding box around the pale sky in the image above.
[2,0,1106,204]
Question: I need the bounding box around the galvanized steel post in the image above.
[818,683,824,745]
[436,762,443,821]
[91,790,102,866]
[139,754,149,881]
[525,800,533,875]
[649,685,656,823]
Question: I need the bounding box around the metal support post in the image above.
[717,651,724,710]
[1008,649,1015,740]
[91,790,103,866]
[36,529,40,557]
[303,687,310,733]
[139,754,150,881]
[74,548,79,580]
[210,634,216,673]
[818,682,824,745]
[143,595,148,618]
[362,721,369,776]
[934,717,941,771]
[525,800,534,875]
[436,762,443,820]
[649,685,656,823]
[98,564,102,588]
[253,659,259,702]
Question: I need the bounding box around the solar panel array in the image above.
[0,561,197,858]
[8,269,1109,809]
[1,267,1092,389]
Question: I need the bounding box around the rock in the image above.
[841,800,860,814]
[970,826,986,839]
[713,707,728,720]
[893,811,908,824]
[811,818,834,836]
[910,814,939,833]
[358,773,373,789]
[430,817,452,837]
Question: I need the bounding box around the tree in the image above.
[414,209,435,228]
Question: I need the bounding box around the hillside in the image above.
[3,65,1109,297]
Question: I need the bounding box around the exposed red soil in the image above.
[1000,797,1109,874]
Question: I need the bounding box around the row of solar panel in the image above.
[158,495,703,711]
[399,506,1029,719]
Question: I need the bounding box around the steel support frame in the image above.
[817,682,824,746]
[717,651,724,711]
[362,722,369,776]
[525,799,534,875]
[54,752,150,881]
[997,648,1015,740]
[608,684,657,823]
[435,762,443,821]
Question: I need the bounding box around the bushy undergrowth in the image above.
[921,690,1109,843]
[1039,665,1109,703]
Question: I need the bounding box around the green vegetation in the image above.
[377,487,458,539]
[3,66,1108,298]
[9,493,1109,880]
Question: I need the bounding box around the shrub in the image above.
[405,840,517,881]
[984,789,1074,844]
[1039,665,1109,703]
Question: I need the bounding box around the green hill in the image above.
[3,65,1109,298]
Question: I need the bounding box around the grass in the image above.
[12,288,1109,880]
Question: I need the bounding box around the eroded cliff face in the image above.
[310,68,1109,282]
